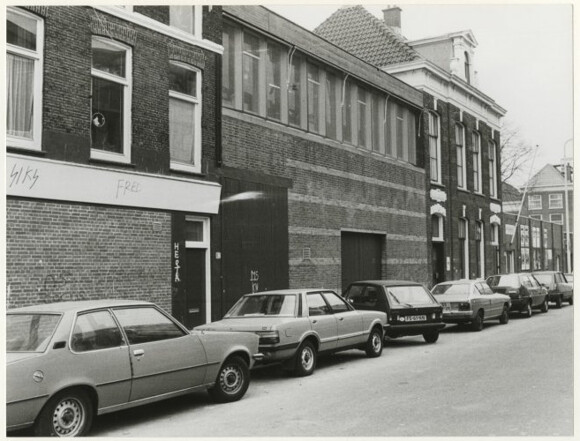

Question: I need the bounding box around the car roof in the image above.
[434,279,477,286]
[531,271,558,274]
[8,299,153,314]
[349,280,423,287]
[243,288,335,296]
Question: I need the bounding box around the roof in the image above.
[8,299,152,313]
[314,5,421,67]
[502,182,522,202]
[525,164,571,189]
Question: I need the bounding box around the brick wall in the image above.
[6,199,172,310]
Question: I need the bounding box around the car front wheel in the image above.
[423,331,439,343]
[294,340,317,377]
[470,311,484,332]
[522,302,532,318]
[555,295,563,308]
[208,355,250,403]
[35,389,93,437]
[540,299,549,313]
[365,327,384,357]
[499,305,510,324]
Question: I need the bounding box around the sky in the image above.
[266,2,574,187]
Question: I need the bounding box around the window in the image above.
[549,194,563,209]
[242,32,260,114]
[91,37,131,163]
[550,213,563,225]
[464,51,471,84]
[472,132,481,192]
[222,24,236,106]
[490,223,499,246]
[288,54,302,127]
[459,218,469,279]
[169,62,201,173]
[325,72,338,139]
[71,311,123,352]
[455,123,466,189]
[528,195,542,210]
[432,215,444,241]
[7,7,43,150]
[113,307,186,344]
[307,63,321,133]
[307,293,330,316]
[344,286,379,309]
[475,221,484,278]
[428,112,440,183]
[342,79,353,143]
[169,6,201,39]
[371,94,384,153]
[322,292,351,313]
[266,42,282,121]
[357,87,368,148]
[489,140,497,197]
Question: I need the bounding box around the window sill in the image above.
[170,162,202,175]
[430,181,445,189]
[89,157,136,168]
[7,146,46,157]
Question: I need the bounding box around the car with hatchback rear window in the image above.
[486,273,548,317]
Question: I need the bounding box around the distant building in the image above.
[316,5,506,284]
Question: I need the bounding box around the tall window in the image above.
[91,37,131,163]
[266,42,282,121]
[307,63,321,133]
[432,215,444,241]
[458,218,469,279]
[242,32,260,114]
[528,195,542,210]
[342,79,353,143]
[475,221,484,278]
[325,72,338,139]
[357,88,368,148]
[428,112,440,183]
[455,123,466,188]
[7,7,43,150]
[490,223,499,246]
[288,55,302,127]
[549,193,563,209]
[222,24,236,106]
[169,62,201,172]
[169,6,201,38]
[371,94,383,153]
[489,140,497,197]
[464,51,471,84]
[472,131,481,192]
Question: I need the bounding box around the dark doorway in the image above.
[432,242,445,286]
[183,248,206,329]
[341,232,382,291]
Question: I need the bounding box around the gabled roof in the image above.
[526,164,569,189]
[314,5,421,67]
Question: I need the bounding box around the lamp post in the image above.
[562,138,573,273]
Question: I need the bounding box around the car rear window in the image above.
[7,313,61,352]
[432,284,470,296]
[487,274,519,288]
[226,294,297,317]
[385,285,436,306]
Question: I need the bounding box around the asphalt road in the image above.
[87,304,574,437]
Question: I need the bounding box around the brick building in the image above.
[6,6,224,328]
[315,5,507,286]
[216,5,429,315]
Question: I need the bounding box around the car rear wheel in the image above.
[522,302,532,318]
[208,356,250,403]
[569,296,574,305]
[423,331,439,343]
[35,389,93,437]
[540,299,549,313]
[499,306,510,324]
[293,340,317,377]
[470,311,484,332]
[365,327,384,357]
[555,295,563,308]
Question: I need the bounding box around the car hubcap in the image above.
[220,365,243,395]
[372,334,381,352]
[301,347,314,371]
[52,398,85,436]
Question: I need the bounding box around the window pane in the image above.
[266,43,281,120]
[288,56,301,126]
[169,97,195,164]
[185,219,204,241]
[91,76,124,153]
[358,88,367,147]
[170,6,195,34]
[371,94,382,152]
[7,314,60,352]
[396,106,404,158]
[307,64,320,133]
[7,10,37,50]
[342,81,352,143]
[222,25,236,106]
[242,33,260,113]
[71,311,123,352]
[92,39,126,78]
[428,113,439,181]
[322,292,350,313]
[325,72,337,139]
[169,64,196,97]
[307,293,330,316]
[7,53,34,139]
[113,307,186,344]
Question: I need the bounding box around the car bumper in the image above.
[509,298,530,310]
[385,322,445,338]
[255,342,300,364]
[442,311,475,323]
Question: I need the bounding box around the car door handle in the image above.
[339,317,344,321]
[312,320,317,324]
[133,349,145,357]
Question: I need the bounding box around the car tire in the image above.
[555,295,563,309]
[34,389,93,437]
[470,311,484,332]
[208,356,250,403]
[540,299,549,313]
[569,296,574,305]
[423,331,439,344]
[365,327,384,357]
[499,306,510,324]
[293,340,317,377]
[522,302,532,318]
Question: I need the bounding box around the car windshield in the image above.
[533,274,552,285]
[565,274,573,283]
[7,313,61,352]
[226,294,297,317]
[385,286,435,306]
[487,274,519,288]
[432,284,470,296]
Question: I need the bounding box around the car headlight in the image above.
[256,330,280,345]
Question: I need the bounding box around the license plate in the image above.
[406,315,427,322]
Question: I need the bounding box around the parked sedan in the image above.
[196,289,387,377]
[7,300,261,437]
[431,280,511,331]
[343,280,445,343]
[532,271,574,307]
[486,273,549,317]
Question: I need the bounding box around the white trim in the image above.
[6,7,44,151]
[184,217,212,324]
[431,213,444,241]
[93,6,223,54]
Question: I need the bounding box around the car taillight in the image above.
[458,302,471,311]
[256,330,279,345]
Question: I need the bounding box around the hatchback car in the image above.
[431,280,511,331]
[196,289,387,377]
[7,300,261,437]
[532,271,573,307]
[343,281,445,343]
[486,273,549,317]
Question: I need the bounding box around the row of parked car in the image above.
[6,271,572,436]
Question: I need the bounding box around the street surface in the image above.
[64,306,578,436]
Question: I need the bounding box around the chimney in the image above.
[383,6,402,35]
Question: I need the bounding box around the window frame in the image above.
[488,140,497,197]
[169,5,203,40]
[428,112,441,184]
[472,131,482,193]
[549,193,563,209]
[6,7,44,151]
[455,123,467,189]
[168,61,202,174]
[550,213,563,225]
[528,194,542,210]
[90,36,132,164]
[490,223,500,246]
[432,214,444,242]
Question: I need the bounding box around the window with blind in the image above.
[456,123,466,189]
[428,112,440,183]
[472,131,481,193]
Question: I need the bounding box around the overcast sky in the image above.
[266,3,574,187]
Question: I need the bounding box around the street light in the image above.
[562,138,573,273]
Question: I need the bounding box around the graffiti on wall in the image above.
[9,163,40,190]
[250,270,259,293]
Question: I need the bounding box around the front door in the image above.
[341,232,382,290]
[432,242,445,286]
[184,248,206,329]
[306,292,338,352]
